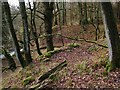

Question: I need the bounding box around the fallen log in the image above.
[38,60,67,83]
[30,60,67,89]
[56,34,108,48]
[31,33,108,49]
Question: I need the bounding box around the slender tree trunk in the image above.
[28,1,42,55]
[56,3,64,46]
[3,2,25,68]
[64,2,67,25]
[89,3,93,23]
[101,2,120,69]
[54,5,58,25]
[78,2,83,25]
[43,2,54,52]
[96,3,100,32]
[19,1,32,64]
[70,3,73,25]
[117,1,120,23]
[78,2,86,31]
[84,2,88,24]
[33,2,42,55]
[62,1,66,25]
[94,3,100,41]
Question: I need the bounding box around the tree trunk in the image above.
[2,48,16,71]
[33,2,42,55]
[19,1,32,64]
[43,2,54,52]
[89,3,93,23]
[101,2,120,69]
[38,60,67,83]
[117,1,120,23]
[78,2,83,25]
[96,3,100,34]
[78,2,86,31]
[28,1,42,55]
[93,3,100,41]
[3,2,25,68]
[70,3,73,25]
[83,2,88,25]
[62,1,66,25]
[56,3,64,46]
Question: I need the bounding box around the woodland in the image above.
[1,0,120,89]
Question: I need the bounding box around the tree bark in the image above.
[56,3,64,46]
[117,1,120,23]
[101,2,120,69]
[62,1,66,25]
[43,2,54,52]
[38,60,67,83]
[28,1,42,55]
[78,2,83,25]
[19,0,32,64]
[3,2,25,68]
[83,2,88,25]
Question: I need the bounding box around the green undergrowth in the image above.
[76,60,88,74]
[76,60,93,75]
[92,57,112,76]
[44,49,62,58]
[88,45,98,52]
[67,43,79,49]
[74,56,111,76]
[92,58,108,69]
[22,76,35,86]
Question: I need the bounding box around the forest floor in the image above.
[2,24,120,89]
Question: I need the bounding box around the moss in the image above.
[44,52,52,58]
[68,43,79,48]
[22,76,35,86]
[44,49,61,58]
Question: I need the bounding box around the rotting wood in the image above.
[30,60,67,89]
[38,60,67,83]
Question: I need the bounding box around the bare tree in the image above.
[28,1,42,55]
